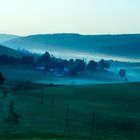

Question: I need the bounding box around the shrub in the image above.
[0,72,5,85]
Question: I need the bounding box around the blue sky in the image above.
[0,0,140,35]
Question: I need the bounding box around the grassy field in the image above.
[0,80,140,140]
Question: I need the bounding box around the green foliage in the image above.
[21,56,35,66]
[99,59,110,70]
[0,72,5,85]
[119,69,126,78]
[41,51,51,66]
[68,59,86,75]
[87,60,98,71]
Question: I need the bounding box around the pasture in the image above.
[0,80,140,139]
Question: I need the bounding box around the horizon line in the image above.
[1,32,140,37]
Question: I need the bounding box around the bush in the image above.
[119,69,126,78]
[0,72,5,85]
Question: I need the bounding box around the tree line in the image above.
[0,51,128,84]
[0,51,111,74]
[0,55,35,66]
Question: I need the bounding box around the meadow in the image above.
[0,78,140,140]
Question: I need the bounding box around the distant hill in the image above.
[2,33,140,60]
[0,45,26,58]
[0,34,20,43]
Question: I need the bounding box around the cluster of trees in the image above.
[0,51,111,76]
[0,55,35,66]
[0,51,128,83]
[64,59,110,75]
[36,51,111,75]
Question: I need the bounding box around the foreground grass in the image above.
[0,81,140,139]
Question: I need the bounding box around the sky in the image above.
[0,0,140,35]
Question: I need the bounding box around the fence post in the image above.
[41,88,44,104]
[91,112,95,135]
[50,95,54,113]
[66,104,70,128]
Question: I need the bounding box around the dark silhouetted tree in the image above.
[68,59,75,75]
[21,56,35,66]
[119,69,126,78]
[46,58,64,70]
[0,72,5,85]
[8,56,18,66]
[68,59,74,67]
[0,55,9,65]
[87,60,98,71]
[74,59,86,72]
[99,59,110,70]
[68,59,86,75]
[62,59,69,68]
[41,51,51,66]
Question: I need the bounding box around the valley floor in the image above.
[0,80,140,140]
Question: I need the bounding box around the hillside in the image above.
[0,34,20,43]
[0,45,25,57]
[2,33,140,60]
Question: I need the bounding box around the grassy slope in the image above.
[0,82,140,140]
[0,45,24,57]
[0,45,40,59]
